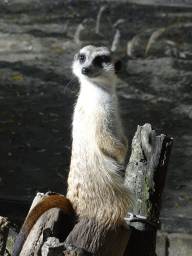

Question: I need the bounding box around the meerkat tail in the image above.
[11,195,75,256]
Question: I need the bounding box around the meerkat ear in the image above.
[74,53,79,60]
[114,59,122,74]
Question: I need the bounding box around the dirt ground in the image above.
[0,0,192,234]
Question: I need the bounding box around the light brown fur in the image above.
[67,45,131,228]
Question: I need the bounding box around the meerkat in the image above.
[67,45,131,228]
[11,45,131,256]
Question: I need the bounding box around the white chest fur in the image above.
[72,79,117,144]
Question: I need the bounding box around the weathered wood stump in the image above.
[0,217,10,256]
[124,123,173,256]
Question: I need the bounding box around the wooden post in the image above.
[0,217,10,256]
[124,123,173,256]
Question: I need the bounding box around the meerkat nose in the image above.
[82,67,91,75]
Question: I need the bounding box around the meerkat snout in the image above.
[82,67,91,75]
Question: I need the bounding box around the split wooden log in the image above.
[18,192,73,256]
[0,217,10,256]
[124,123,173,256]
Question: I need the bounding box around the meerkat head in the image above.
[72,45,121,89]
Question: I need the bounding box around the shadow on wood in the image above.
[65,217,130,256]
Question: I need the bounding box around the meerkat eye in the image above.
[78,53,86,63]
[94,55,111,67]
[101,55,111,62]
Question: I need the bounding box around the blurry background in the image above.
[0,0,192,241]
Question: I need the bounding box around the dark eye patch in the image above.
[78,53,86,63]
[93,55,111,67]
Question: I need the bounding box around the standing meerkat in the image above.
[67,45,131,228]
[11,45,131,256]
